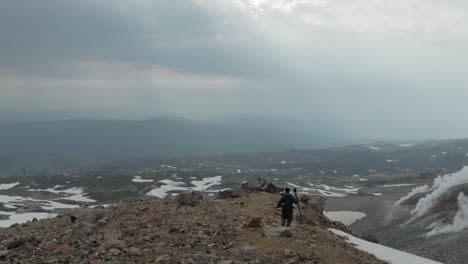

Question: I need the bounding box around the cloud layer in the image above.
[1,0,468,138]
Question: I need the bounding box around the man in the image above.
[276,187,298,227]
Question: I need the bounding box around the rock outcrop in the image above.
[241,178,278,193]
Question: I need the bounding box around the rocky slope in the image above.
[0,190,386,264]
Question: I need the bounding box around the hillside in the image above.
[0,118,339,177]
[0,191,387,264]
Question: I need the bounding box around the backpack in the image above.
[281,194,295,214]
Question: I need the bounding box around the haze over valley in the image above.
[2,0,468,263]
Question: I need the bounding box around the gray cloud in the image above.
[1,0,468,139]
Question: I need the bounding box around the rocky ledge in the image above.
[0,190,385,264]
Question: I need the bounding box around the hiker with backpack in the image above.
[276,187,298,227]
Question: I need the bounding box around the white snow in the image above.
[286,182,357,198]
[132,176,154,183]
[280,161,287,165]
[0,194,28,204]
[29,186,96,203]
[398,144,414,147]
[0,211,58,228]
[369,146,381,150]
[60,193,96,203]
[147,176,227,198]
[386,160,398,163]
[0,182,20,190]
[321,184,362,194]
[159,179,185,186]
[29,186,84,195]
[146,184,188,198]
[325,211,366,225]
[287,182,311,191]
[42,201,80,210]
[191,176,223,191]
[377,184,416,188]
[330,229,442,264]
[316,190,347,197]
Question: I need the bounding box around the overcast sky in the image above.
[1,0,468,139]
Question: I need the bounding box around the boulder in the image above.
[0,250,9,258]
[108,248,121,256]
[241,178,278,193]
[217,190,242,199]
[262,226,293,237]
[6,237,30,250]
[299,195,310,204]
[127,247,143,256]
[176,192,203,208]
[247,217,262,228]
[70,216,78,224]
[72,222,97,238]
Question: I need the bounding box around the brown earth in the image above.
[0,192,386,264]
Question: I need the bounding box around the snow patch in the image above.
[60,193,96,203]
[159,179,185,186]
[146,184,188,199]
[0,182,20,190]
[330,229,442,264]
[132,176,154,183]
[29,186,84,195]
[398,144,414,147]
[147,176,228,198]
[28,186,96,203]
[0,211,58,228]
[377,184,416,188]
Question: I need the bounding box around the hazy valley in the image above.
[1,134,468,263]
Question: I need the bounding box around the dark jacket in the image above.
[277,194,298,216]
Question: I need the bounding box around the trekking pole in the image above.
[294,188,304,222]
[272,206,279,223]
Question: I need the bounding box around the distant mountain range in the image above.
[0,117,343,176]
